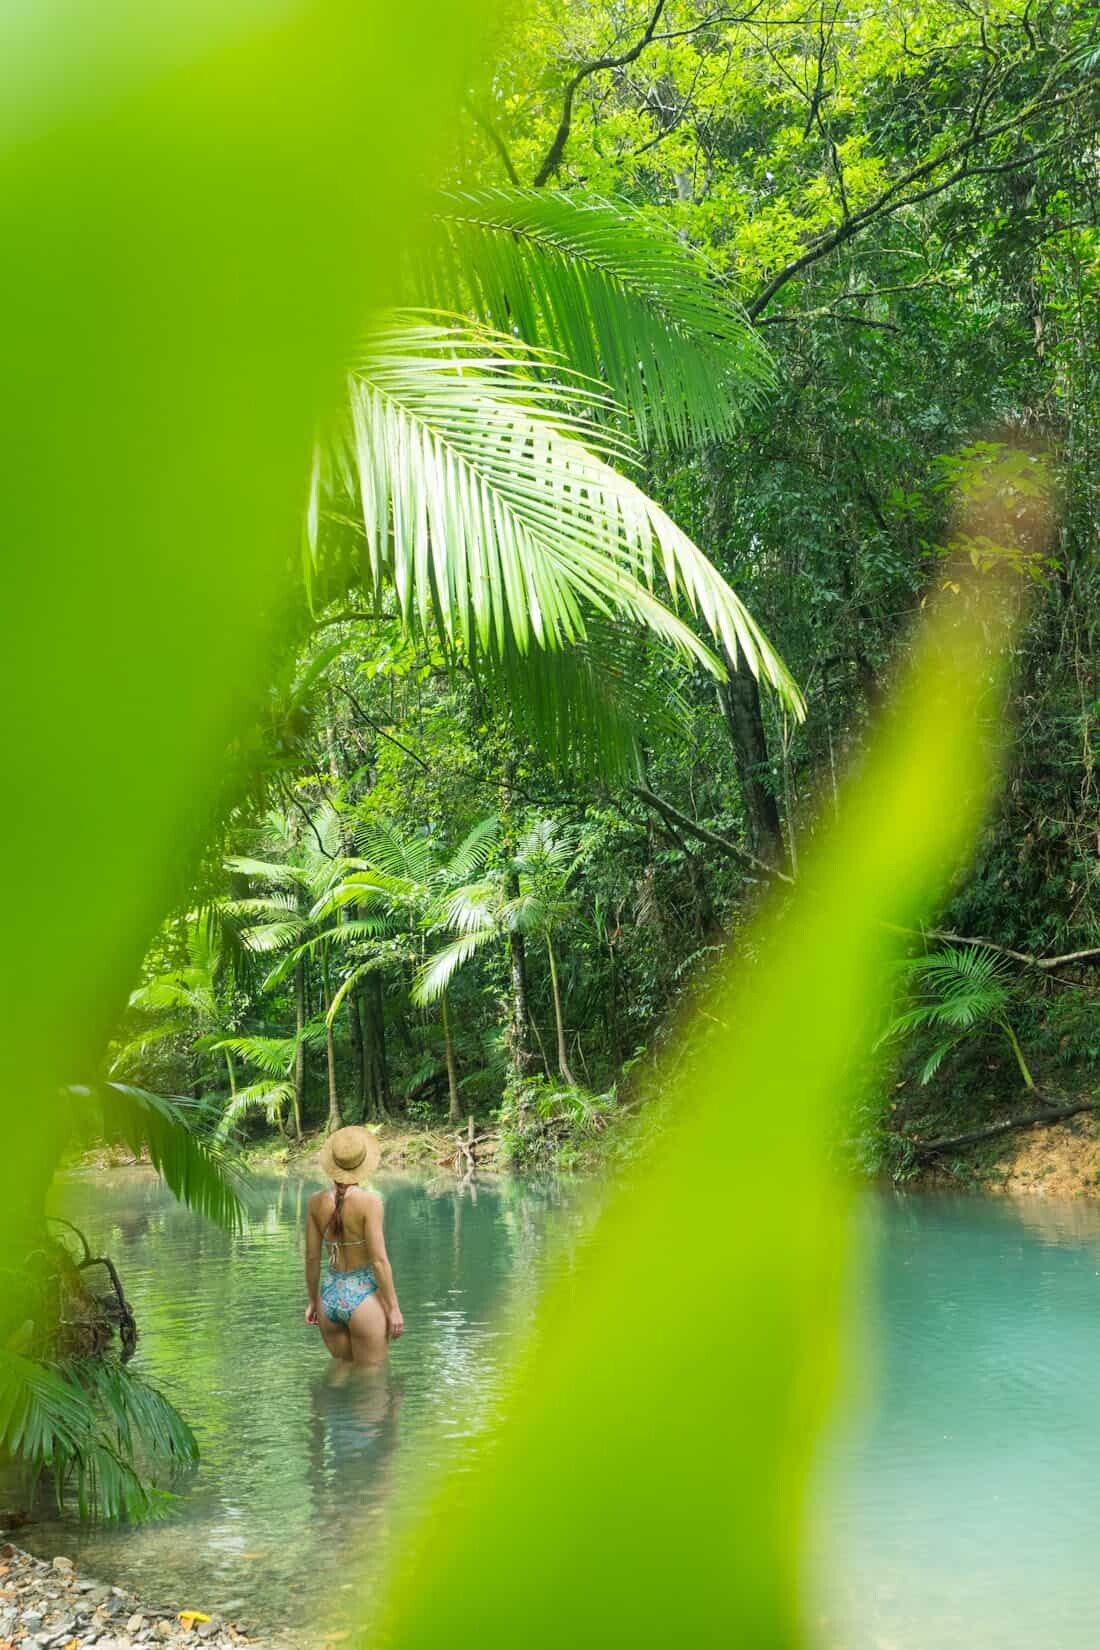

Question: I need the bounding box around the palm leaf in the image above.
[127,976,207,1014]
[480,616,694,776]
[208,1034,298,1078]
[352,821,437,884]
[312,318,803,716]
[413,929,498,1004]
[224,855,309,888]
[446,817,500,881]
[108,1019,190,1075]
[315,869,420,919]
[323,916,393,946]
[437,881,500,936]
[419,189,775,447]
[239,919,307,955]
[0,1351,92,1461]
[920,1036,964,1085]
[66,1084,244,1232]
[0,1352,197,1523]
[216,1081,295,1138]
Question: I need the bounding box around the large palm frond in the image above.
[207,1034,299,1078]
[224,855,309,890]
[413,927,498,1004]
[0,1350,196,1522]
[418,189,774,447]
[127,973,212,1017]
[353,822,437,885]
[66,1084,244,1232]
[878,943,1034,1088]
[474,616,694,775]
[108,1018,190,1077]
[215,1080,296,1139]
[897,944,1013,1030]
[310,319,803,716]
[445,817,500,882]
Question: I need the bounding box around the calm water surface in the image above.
[26,1173,1100,1646]
[814,1193,1100,1650]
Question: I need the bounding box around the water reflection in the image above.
[27,1167,571,1638]
[29,1172,1100,1649]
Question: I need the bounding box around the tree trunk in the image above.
[500,761,534,1082]
[321,949,343,1134]
[545,935,576,1086]
[441,991,460,1123]
[324,1012,342,1134]
[507,898,535,1081]
[292,959,305,1140]
[716,662,785,868]
[360,971,391,1121]
[347,984,367,1121]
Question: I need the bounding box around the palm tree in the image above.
[322,820,500,1122]
[201,1031,304,1139]
[111,912,241,1097]
[306,191,806,773]
[880,943,1036,1089]
[225,807,370,1136]
[414,818,585,1088]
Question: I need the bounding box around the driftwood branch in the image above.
[883,923,1100,972]
[914,1098,1099,1158]
[631,785,794,883]
[48,1217,138,1358]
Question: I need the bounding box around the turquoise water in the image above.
[813,1193,1100,1649]
[23,1173,1100,1645]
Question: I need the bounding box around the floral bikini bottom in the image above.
[320,1265,378,1325]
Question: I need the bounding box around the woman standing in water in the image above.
[305,1126,404,1365]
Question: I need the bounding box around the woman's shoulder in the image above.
[349,1185,383,1212]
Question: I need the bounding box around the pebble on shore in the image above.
[0,1544,266,1650]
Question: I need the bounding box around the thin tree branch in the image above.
[883,923,1100,971]
[746,64,1090,318]
[275,777,337,859]
[334,685,432,773]
[631,785,794,882]
[757,309,903,332]
[532,0,669,187]
[466,100,521,186]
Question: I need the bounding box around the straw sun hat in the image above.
[318,1125,381,1184]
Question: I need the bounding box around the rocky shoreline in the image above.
[0,1544,277,1650]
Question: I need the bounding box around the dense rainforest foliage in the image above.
[105,0,1100,1177]
[4,0,1098,1562]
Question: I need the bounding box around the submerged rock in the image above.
[0,1544,286,1649]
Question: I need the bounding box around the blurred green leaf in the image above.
[0,0,497,1311]
[366,593,1009,1650]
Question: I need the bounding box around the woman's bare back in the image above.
[310,1185,380,1271]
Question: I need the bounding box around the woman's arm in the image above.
[364,1193,404,1339]
[304,1202,322,1325]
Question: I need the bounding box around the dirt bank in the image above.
[914,1104,1100,1197]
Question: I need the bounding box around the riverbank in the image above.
[0,1543,280,1650]
[239,1119,503,1177]
[882,1074,1100,1197]
[918,1108,1100,1197]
